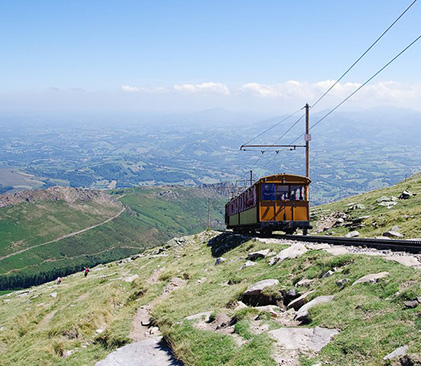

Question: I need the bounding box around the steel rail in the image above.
[272,234,421,254]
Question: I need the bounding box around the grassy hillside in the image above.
[310,172,421,238]
[1,231,420,365]
[0,186,227,290]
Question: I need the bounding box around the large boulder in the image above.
[242,279,280,306]
[295,295,335,323]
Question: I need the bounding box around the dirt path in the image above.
[97,271,186,365]
[0,207,126,261]
[130,270,186,341]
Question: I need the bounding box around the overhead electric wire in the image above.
[248,113,305,172]
[241,0,418,179]
[240,108,303,148]
[260,34,421,170]
[286,33,421,146]
[311,0,418,110]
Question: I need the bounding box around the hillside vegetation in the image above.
[0,186,226,290]
[1,231,420,365]
[311,172,421,238]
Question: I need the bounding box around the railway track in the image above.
[271,234,421,254]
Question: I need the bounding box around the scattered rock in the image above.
[215,257,226,265]
[383,231,404,238]
[403,300,419,309]
[391,225,400,232]
[378,201,398,209]
[386,255,421,268]
[287,291,314,311]
[233,301,248,311]
[254,305,282,318]
[352,272,389,286]
[50,292,57,299]
[242,279,280,306]
[346,231,359,238]
[185,311,214,322]
[123,274,139,283]
[383,345,408,360]
[295,279,315,288]
[247,249,270,260]
[198,277,207,284]
[269,326,339,352]
[336,278,350,287]
[240,260,256,270]
[295,295,335,323]
[323,269,336,278]
[347,203,365,211]
[269,244,308,265]
[399,190,412,200]
[62,350,74,358]
[377,196,391,203]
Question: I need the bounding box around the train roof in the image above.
[256,174,311,185]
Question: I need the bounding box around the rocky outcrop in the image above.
[242,279,280,306]
[0,186,121,208]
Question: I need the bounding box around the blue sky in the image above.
[1,0,420,114]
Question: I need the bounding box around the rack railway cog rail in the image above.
[274,235,421,254]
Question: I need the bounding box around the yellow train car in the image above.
[225,174,311,235]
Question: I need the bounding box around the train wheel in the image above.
[303,229,308,236]
[284,229,295,235]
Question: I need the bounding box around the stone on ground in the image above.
[240,260,256,269]
[185,311,214,322]
[269,326,339,352]
[247,249,271,260]
[383,345,408,360]
[345,231,359,238]
[383,230,404,238]
[295,295,335,323]
[352,272,389,286]
[243,279,279,296]
[287,291,314,310]
[269,244,307,265]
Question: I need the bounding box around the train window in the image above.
[262,183,276,200]
[290,185,305,200]
[276,185,290,200]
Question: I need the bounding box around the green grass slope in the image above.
[0,186,226,290]
[311,172,421,238]
[1,231,420,365]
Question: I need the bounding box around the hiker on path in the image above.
[56,277,62,285]
[84,267,90,277]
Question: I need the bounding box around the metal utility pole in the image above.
[207,198,210,230]
[304,103,311,178]
[250,170,253,186]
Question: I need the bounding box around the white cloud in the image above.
[121,85,141,92]
[173,82,230,95]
